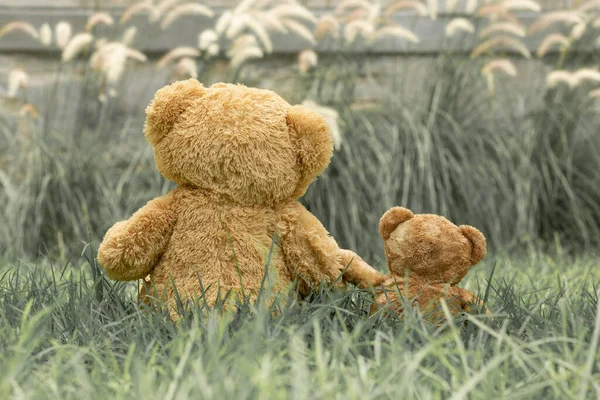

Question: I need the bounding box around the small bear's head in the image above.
[379,207,487,285]
[144,79,333,205]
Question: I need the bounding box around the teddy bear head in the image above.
[378,207,487,285]
[143,79,333,206]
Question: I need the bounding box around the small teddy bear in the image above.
[371,207,487,319]
[97,79,380,319]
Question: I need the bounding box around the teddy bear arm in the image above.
[98,194,177,281]
[339,249,386,288]
[279,202,346,291]
[437,286,480,314]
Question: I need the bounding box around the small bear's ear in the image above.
[144,79,206,146]
[379,207,414,240]
[459,225,487,265]
[286,105,333,197]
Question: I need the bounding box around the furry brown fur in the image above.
[371,207,487,318]
[97,79,383,318]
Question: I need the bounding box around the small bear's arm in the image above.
[98,193,177,281]
[446,286,489,314]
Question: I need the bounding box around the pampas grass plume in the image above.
[55,21,72,49]
[446,18,475,37]
[536,33,569,57]
[39,23,52,46]
[157,47,200,67]
[0,21,39,40]
[62,33,94,62]
[7,68,28,98]
[160,3,214,30]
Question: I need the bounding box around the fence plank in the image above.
[0,0,575,10]
[0,4,586,54]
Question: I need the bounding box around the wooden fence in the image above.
[0,0,585,54]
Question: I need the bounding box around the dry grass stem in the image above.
[427,0,438,20]
[569,22,586,40]
[86,12,115,31]
[479,22,525,39]
[271,4,317,23]
[536,33,569,57]
[471,35,531,58]
[334,0,371,16]
[0,21,39,40]
[62,33,94,62]
[199,30,218,50]
[175,57,198,78]
[39,23,52,46]
[528,11,584,35]
[547,68,600,88]
[298,49,318,73]
[157,47,200,68]
[160,3,215,30]
[446,18,475,37]
[301,100,342,150]
[230,46,264,68]
[344,20,375,43]
[315,14,340,40]
[282,18,316,45]
[121,1,160,24]
[122,27,137,46]
[7,68,28,98]
[481,58,518,77]
[385,1,429,17]
[55,22,72,49]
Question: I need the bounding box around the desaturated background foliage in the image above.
[0,0,599,261]
[0,1,599,399]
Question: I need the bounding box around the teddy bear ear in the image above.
[209,82,230,89]
[459,225,487,264]
[286,105,333,196]
[144,79,206,146]
[379,207,414,240]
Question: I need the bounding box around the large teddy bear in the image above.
[97,79,383,317]
[371,207,487,319]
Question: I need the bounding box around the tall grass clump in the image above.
[301,54,600,262]
[1,0,599,261]
[0,249,599,399]
[0,72,172,259]
[2,52,600,261]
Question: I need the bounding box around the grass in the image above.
[0,247,599,399]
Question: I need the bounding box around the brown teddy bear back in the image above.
[98,80,384,318]
[136,187,293,309]
[371,207,487,318]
